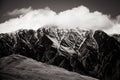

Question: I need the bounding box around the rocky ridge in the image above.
[0,54,97,80]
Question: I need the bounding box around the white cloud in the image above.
[0,5,119,34]
[103,15,120,34]
[7,7,32,16]
[116,15,120,23]
[104,24,120,34]
[56,6,113,30]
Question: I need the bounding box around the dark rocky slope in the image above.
[93,31,120,80]
[0,26,120,80]
[112,34,120,42]
[0,54,97,80]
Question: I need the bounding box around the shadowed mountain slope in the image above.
[112,34,120,42]
[0,54,97,80]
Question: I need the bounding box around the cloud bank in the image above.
[0,6,120,34]
[7,7,32,16]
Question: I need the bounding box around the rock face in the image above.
[93,31,120,80]
[112,34,120,42]
[0,54,97,80]
[0,26,120,80]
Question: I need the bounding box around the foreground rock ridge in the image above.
[0,26,120,80]
[0,54,97,80]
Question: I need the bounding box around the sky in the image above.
[0,0,120,34]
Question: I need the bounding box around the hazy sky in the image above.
[0,0,120,22]
[0,0,120,34]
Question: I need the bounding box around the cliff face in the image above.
[0,26,120,80]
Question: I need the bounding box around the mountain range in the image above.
[0,26,120,80]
